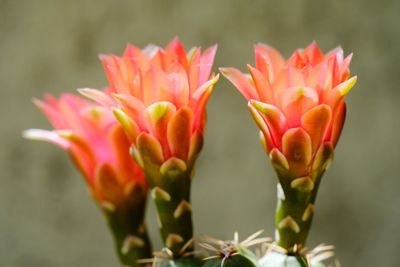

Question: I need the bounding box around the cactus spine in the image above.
[201,231,269,267]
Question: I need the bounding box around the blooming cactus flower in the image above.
[221,42,356,255]
[222,41,356,179]
[80,38,218,167]
[24,94,151,266]
[79,38,219,258]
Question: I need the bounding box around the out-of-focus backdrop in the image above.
[1,0,399,266]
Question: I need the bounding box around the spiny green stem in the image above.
[275,186,314,252]
[104,196,152,266]
[274,174,323,255]
[149,169,194,256]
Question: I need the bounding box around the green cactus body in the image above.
[103,186,152,267]
[202,253,259,267]
[200,232,268,267]
[158,257,203,267]
[259,252,326,267]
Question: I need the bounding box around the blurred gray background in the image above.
[1,0,399,266]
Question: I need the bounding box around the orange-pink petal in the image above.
[330,101,346,147]
[136,132,165,167]
[247,64,273,102]
[144,102,176,158]
[301,104,332,154]
[281,86,319,127]
[282,127,312,177]
[190,74,219,132]
[254,43,285,80]
[248,102,276,152]
[220,67,258,100]
[249,100,287,148]
[94,163,123,203]
[199,45,218,85]
[167,107,193,160]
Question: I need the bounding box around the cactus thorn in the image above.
[166,233,184,249]
[137,241,200,267]
[200,230,270,258]
[100,201,116,212]
[151,187,171,202]
[291,176,314,192]
[302,204,315,222]
[121,235,145,255]
[173,200,192,219]
[136,247,174,267]
[278,216,300,234]
[260,242,337,267]
[178,238,195,256]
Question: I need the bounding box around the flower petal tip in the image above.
[22,129,69,148]
[98,53,109,61]
[218,67,236,78]
[218,67,228,75]
[77,88,114,106]
[22,129,45,140]
[210,73,220,84]
[338,76,357,96]
[248,100,275,114]
[32,97,45,107]
[146,101,176,121]
[112,108,135,134]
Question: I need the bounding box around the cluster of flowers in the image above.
[25,38,356,267]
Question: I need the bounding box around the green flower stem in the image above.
[104,194,152,267]
[149,168,195,257]
[274,173,323,255]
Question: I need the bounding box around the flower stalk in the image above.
[103,185,152,266]
[274,180,319,253]
[146,160,195,255]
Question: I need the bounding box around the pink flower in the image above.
[221,42,356,178]
[79,38,219,255]
[24,94,146,208]
[79,38,219,170]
